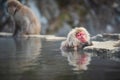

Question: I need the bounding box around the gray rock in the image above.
[85,34,120,54]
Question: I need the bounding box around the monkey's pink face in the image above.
[76,31,87,43]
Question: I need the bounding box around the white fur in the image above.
[60,27,90,50]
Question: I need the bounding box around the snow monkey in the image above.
[60,27,93,50]
[7,0,41,37]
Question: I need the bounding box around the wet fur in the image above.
[60,27,91,50]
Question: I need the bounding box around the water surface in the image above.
[0,37,120,80]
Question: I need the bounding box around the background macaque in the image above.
[60,27,92,50]
[7,0,41,37]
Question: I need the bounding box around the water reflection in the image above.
[0,37,42,80]
[61,50,91,71]
[0,38,120,80]
[13,38,42,70]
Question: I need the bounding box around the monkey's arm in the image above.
[13,23,20,37]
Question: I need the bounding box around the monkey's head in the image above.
[7,0,22,15]
[75,27,93,46]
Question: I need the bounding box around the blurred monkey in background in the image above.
[7,0,41,37]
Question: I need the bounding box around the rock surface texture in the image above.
[84,33,120,54]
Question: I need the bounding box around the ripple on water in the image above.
[0,38,120,80]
